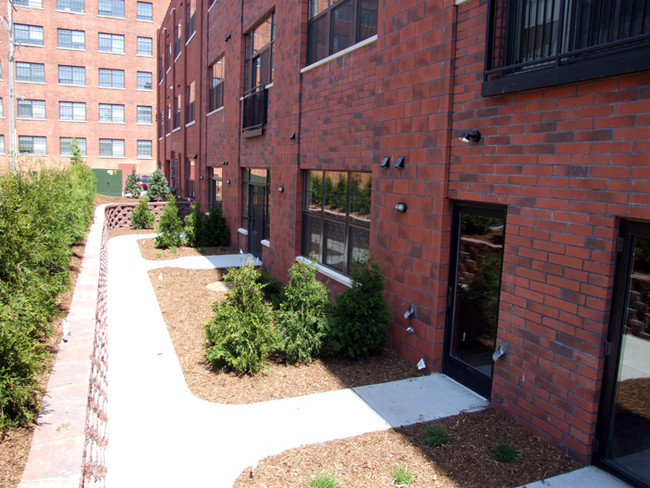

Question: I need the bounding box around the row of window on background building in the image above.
[14,0,153,21]
[8,136,152,158]
[15,63,152,90]
[8,99,152,124]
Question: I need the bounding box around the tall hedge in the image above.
[0,161,96,431]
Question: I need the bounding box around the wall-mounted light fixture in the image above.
[380,156,390,168]
[394,202,408,213]
[403,304,416,319]
[277,186,284,193]
[395,156,405,169]
[193,154,198,160]
[290,132,296,140]
[226,179,231,184]
[225,34,231,42]
[459,130,481,144]
[222,160,229,166]
[492,342,509,362]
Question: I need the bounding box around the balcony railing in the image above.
[483,0,650,95]
[241,84,267,138]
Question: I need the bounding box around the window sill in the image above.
[172,127,181,133]
[296,256,352,288]
[98,86,126,90]
[238,227,248,236]
[137,122,153,125]
[97,14,126,20]
[261,239,270,248]
[136,156,153,159]
[206,106,224,117]
[17,81,46,85]
[58,47,86,52]
[137,19,153,23]
[59,83,86,87]
[185,120,196,128]
[98,156,126,159]
[56,9,85,14]
[59,119,87,123]
[137,53,154,57]
[301,35,377,74]
[98,51,126,56]
[98,121,126,124]
[186,32,196,45]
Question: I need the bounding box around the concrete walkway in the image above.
[103,233,634,488]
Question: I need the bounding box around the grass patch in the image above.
[494,440,518,463]
[423,423,448,447]
[308,471,340,488]
[391,462,414,486]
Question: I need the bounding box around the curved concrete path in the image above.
[104,234,633,488]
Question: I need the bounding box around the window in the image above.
[173,95,181,129]
[302,171,372,275]
[208,56,224,112]
[0,98,3,117]
[98,33,124,54]
[186,1,196,41]
[137,71,152,90]
[98,0,124,17]
[137,37,152,56]
[308,0,378,64]
[166,43,172,70]
[165,105,171,133]
[209,0,217,7]
[174,23,182,58]
[58,29,85,49]
[58,65,85,85]
[137,1,153,21]
[59,101,86,121]
[99,138,124,157]
[244,13,274,92]
[99,103,124,123]
[137,140,152,158]
[208,167,223,206]
[17,62,45,82]
[158,55,164,82]
[99,68,124,88]
[185,82,195,124]
[0,135,4,154]
[19,136,46,155]
[484,0,650,95]
[137,105,152,124]
[17,99,45,119]
[57,0,84,13]
[157,111,163,137]
[60,137,87,156]
[241,169,270,252]
[15,24,44,47]
[15,0,42,8]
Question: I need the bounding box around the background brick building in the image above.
[160,0,650,484]
[0,0,168,176]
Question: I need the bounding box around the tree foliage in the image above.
[124,166,142,197]
[131,195,156,229]
[154,194,184,249]
[147,168,170,201]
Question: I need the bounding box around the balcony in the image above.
[241,84,267,138]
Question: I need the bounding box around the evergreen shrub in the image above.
[131,195,155,229]
[184,203,230,248]
[147,168,170,201]
[124,166,142,197]
[154,194,184,249]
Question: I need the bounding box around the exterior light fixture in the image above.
[225,34,231,42]
[277,186,284,193]
[459,130,481,143]
[290,132,296,140]
[226,179,231,184]
[394,202,407,213]
[403,304,415,319]
[380,156,390,168]
[395,156,405,169]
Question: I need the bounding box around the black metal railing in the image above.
[241,84,267,137]
[484,0,650,94]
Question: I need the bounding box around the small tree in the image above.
[154,194,184,248]
[131,195,156,229]
[124,166,142,197]
[204,262,275,374]
[147,168,170,201]
[327,256,392,360]
[275,258,330,364]
[183,203,204,247]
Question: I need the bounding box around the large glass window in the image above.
[137,105,152,124]
[186,0,196,41]
[136,1,153,21]
[15,24,44,46]
[15,0,42,7]
[98,68,124,88]
[99,103,124,123]
[484,0,650,95]
[58,28,85,49]
[16,62,45,82]
[208,56,224,112]
[58,65,85,85]
[98,0,124,18]
[137,140,152,158]
[308,0,378,64]
[57,0,84,13]
[18,99,45,119]
[185,81,195,124]
[302,171,371,275]
[19,136,46,155]
[98,33,125,54]
[0,135,5,154]
[59,101,86,121]
[242,168,270,257]
[99,138,124,157]
[244,13,274,92]
[60,137,86,156]
[137,71,152,90]
[137,37,153,56]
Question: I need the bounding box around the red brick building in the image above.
[158,0,650,483]
[0,0,167,176]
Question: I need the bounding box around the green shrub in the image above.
[275,259,330,364]
[124,166,142,197]
[147,168,170,201]
[494,440,518,463]
[131,195,156,229]
[204,262,275,374]
[257,268,285,309]
[424,423,448,447]
[309,471,340,488]
[327,256,392,360]
[183,203,204,247]
[154,194,184,249]
[391,462,414,486]
[184,203,230,248]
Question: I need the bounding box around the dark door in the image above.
[596,220,650,487]
[248,183,267,259]
[444,204,506,398]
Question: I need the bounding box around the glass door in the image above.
[597,221,650,487]
[444,204,506,398]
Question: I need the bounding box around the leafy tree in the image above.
[276,258,331,364]
[147,168,170,201]
[131,195,156,229]
[327,256,392,360]
[184,203,231,248]
[124,166,142,197]
[204,262,275,374]
[154,194,184,248]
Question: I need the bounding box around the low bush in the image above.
[183,203,203,248]
[131,195,156,229]
[154,194,184,249]
[124,166,142,197]
[257,268,284,309]
[494,440,518,463]
[147,168,170,201]
[424,423,448,447]
[326,256,392,360]
[204,262,275,374]
[184,203,230,248]
[275,259,330,364]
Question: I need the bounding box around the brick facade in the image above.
[159,0,650,468]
